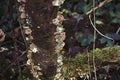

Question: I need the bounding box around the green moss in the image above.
[62,45,120,79]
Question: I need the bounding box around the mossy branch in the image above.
[86,0,112,15]
[62,46,120,79]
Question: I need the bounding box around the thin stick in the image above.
[89,15,114,41]
[87,47,91,80]
[92,0,97,80]
[116,27,120,34]
[13,36,22,77]
[19,22,28,48]
[86,0,112,15]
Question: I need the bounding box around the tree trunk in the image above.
[26,0,58,79]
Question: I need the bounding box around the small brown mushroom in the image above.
[19,4,25,12]
[20,13,26,19]
[28,35,34,40]
[17,0,26,3]
[24,28,32,35]
[0,29,5,43]
[38,72,43,76]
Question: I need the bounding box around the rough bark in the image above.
[26,0,58,78]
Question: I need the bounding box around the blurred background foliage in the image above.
[0,0,30,80]
[62,0,120,49]
[61,0,120,80]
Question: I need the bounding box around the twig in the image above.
[86,0,112,15]
[92,0,97,80]
[19,24,28,48]
[89,15,114,41]
[12,34,22,77]
[17,9,28,48]
[116,27,120,34]
[87,46,91,80]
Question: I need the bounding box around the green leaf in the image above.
[75,32,84,43]
[109,11,116,17]
[115,4,120,11]
[84,3,92,13]
[87,34,95,44]
[100,34,113,47]
[95,20,103,24]
[112,18,120,23]
[75,33,95,46]
[81,38,88,46]
[106,40,113,47]
[100,37,107,43]
[76,2,85,13]
[96,9,103,15]
[62,9,71,14]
